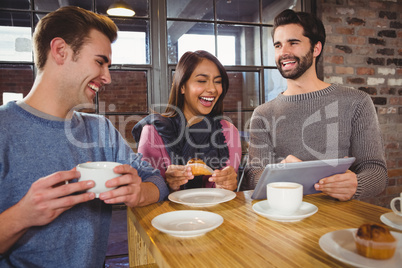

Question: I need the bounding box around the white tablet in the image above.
[251,157,356,200]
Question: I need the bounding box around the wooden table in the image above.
[127,191,395,267]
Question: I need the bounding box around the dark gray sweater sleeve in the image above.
[349,94,388,199]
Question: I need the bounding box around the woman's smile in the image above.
[199,96,216,107]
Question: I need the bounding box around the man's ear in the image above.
[313,41,322,58]
[49,37,68,65]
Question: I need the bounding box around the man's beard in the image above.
[277,49,314,80]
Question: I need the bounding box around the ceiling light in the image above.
[107,1,135,17]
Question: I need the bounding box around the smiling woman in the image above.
[132,50,241,192]
[180,58,223,124]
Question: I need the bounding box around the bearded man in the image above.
[242,9,387,201]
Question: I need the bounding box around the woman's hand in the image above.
[209,166,237,191]
[165,165,194,191]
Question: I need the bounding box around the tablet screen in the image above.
[251,157,356,200]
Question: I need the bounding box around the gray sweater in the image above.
[243,84,387,199]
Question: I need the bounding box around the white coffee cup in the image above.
[267,182,303,215]
[76,161,121,197]
[390,193,402,216]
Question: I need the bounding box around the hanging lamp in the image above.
[107,1,135,17]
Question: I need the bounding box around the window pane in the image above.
[0,11,32,62]
[99,70,148,113]
[0,0,30,9]
[218,24,260,66]
[177,34,235,64]
[177,34,216,59]
[168,21,214,64]
[106,114,146,152]
[167,0,213,20]
[34,0,92,11]
[262,26,275,66]
[224,71,260,110]
[264,68,286,102]
[261,0,298,24]
[97,0,149,17]
[112,19,149,64]
[0,64,33,105]
[217,35,236,65]
[216,0,259,23]
[0,11,31,27]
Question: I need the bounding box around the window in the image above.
[0,0,310,150]
[178,34,236,65]
[3,92,23,104]
[112,31,147,65]
[0,25,32,62]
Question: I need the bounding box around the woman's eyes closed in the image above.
[195,78,221,84]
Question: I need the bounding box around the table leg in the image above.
[127,209,156,267]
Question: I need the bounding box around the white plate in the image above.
[168,188,236,207]
[252,200,318,222]
[319,228,402,268]
[381,212,402,231]
[151,210,223,237]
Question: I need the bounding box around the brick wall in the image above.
[99,70,148,152]
[223,72,244,111]
[317,0,402,207]
[223,72,251,134]
[0,66,33,104]
[99,70,148,113]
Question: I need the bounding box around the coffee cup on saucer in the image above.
[390,193,402,217]
[76,161,121,197]
[267,182,303,215]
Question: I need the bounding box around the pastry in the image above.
[355,223,397,259]
[187,158,213,176]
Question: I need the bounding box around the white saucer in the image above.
[168,188,236,207]
[252,200,318,222]
[151,210,223,237]
[381,212,402,231]
[319,228,402,268]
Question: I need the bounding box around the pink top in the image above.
[137,120,242,186]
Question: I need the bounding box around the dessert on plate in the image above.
[187,158,213,176]
[354,223,397,259]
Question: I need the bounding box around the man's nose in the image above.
[101,67,112,85]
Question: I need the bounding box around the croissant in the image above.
[187,158,213,176]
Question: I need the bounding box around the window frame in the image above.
[0,0,313,129]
